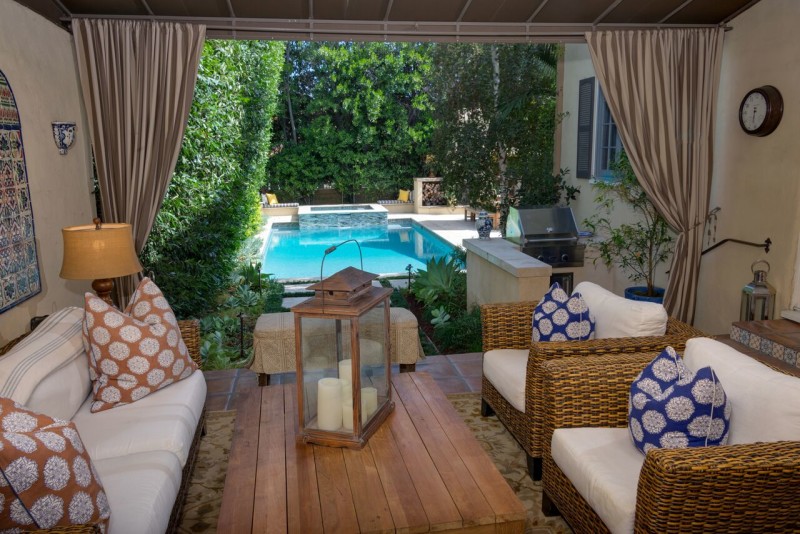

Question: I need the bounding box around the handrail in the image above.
[701,237,771,256]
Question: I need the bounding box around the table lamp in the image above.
[60,218,143,305]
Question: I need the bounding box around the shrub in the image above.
[141,40,285,318]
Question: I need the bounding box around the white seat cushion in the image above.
[93,450,182,534]
[574,282,668,339]
[551,427,643,534]
[73,370,206,466]
[683,337,800,445]
[483,349,528,412]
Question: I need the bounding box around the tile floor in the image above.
[203,352,482,411]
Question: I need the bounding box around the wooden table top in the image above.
[217,372,526,533]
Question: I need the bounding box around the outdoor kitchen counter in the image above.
[464,238,552,308]
[463,237,551,277]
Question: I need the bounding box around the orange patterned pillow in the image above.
[124,276,183,329]
[0,397,110,530]
[83,282,198,413]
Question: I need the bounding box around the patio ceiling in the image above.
[15,0,762,42]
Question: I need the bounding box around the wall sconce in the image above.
[52,121,76,155]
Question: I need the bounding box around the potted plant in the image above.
[583,152,673,302]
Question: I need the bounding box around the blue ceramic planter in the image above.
[624,286,665,303]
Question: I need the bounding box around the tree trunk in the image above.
[491,44,507,195]
[284,48,297,144]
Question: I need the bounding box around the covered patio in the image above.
[2,0,793,341]
[2,0,799,533]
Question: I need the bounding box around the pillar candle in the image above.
[317,378,342,431]
[342,400,354,431]
[338,359,352,382]
[341,380,353,400]
[362,387,378,423]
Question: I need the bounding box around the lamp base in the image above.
[92,278,115,306]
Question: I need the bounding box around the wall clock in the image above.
[739,85,783,137]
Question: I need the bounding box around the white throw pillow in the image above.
[0,307,91,420]
[573,281,668,338]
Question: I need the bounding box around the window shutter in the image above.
[576,77,594,179]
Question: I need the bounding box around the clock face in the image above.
[739,85,782,136]
[740,91,768,132]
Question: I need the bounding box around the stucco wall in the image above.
[696,0,800,334]
[0,0,95,343]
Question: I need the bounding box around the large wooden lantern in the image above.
[292,266,394,448]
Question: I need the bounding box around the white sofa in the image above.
[541,337,800,533]
[0,307,207,534]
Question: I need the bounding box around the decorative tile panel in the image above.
[0,69,40,313]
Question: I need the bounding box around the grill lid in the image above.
[505,206,580,245]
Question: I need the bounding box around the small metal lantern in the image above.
[741,259,776,321]
[292,266,393,449]
[476,210,492,239]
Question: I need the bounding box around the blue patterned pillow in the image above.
[532,283,595,342]
[629,346,731,454]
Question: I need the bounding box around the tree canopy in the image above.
[428,43,574,220]
[267,42,435,203]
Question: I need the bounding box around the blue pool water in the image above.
[263,219,455,280]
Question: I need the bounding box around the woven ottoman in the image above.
[250,307,423,385]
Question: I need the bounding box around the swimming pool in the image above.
[262,219,455,280]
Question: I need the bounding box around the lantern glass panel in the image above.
[357,302,390,426]
[299,316,352,433]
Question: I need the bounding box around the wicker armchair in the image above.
[480,300,704,480]
[539,352,800,533]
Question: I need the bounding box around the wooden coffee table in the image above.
[218,372,526,532]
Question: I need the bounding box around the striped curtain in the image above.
[586,28,724,324]
[72,19,205,307]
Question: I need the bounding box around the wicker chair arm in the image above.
[178,319,202,369]
[531,331,702,360]
[635,441,800,533]
[665,316,705,338]
[27,525,99,533]
[539,352,657,457]
[480,301,537,351]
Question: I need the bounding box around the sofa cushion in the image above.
[683,337,800,445]
[629,347,730,454]
[83,290,197,412]
[483,349,528,412]
[0,308,90,420]
[551,427,642,534]
[0,398,110,531]
[533,283,594,342]
[397,189,410,202]
[93,450,182,534]
[72,370,206,466]
[574,281,668,339]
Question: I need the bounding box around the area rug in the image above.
[448,393,571,534]
[177,410,236,533]
[178,396,572,533]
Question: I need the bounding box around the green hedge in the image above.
[141,40,285,318]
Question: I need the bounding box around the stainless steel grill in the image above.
[505,206,585,268]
